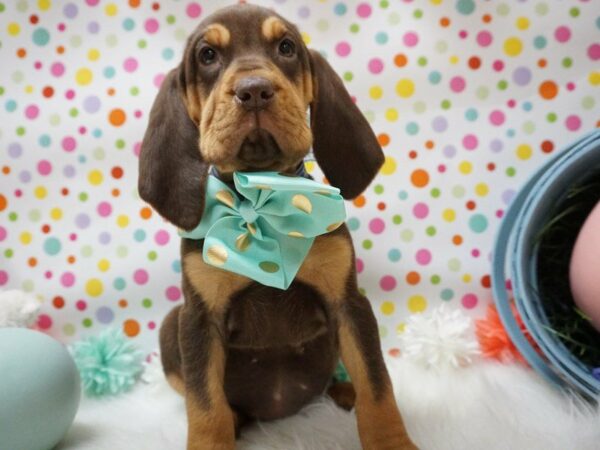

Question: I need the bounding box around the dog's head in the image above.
[138,4,384,230]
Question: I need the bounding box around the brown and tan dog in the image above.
[138,4,416,450]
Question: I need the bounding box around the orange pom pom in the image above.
[475,303,538,364]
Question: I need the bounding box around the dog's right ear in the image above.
[138,67,208,231]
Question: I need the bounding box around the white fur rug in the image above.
[57,357,600,450]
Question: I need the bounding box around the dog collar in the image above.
[179,171,346,289]
[209,162,312,185]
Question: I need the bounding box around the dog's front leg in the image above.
[179,291,235,450]
[338,293,417,450]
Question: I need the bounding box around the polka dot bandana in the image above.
[1,1,598,355]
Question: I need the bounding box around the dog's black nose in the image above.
[235,77,274,111]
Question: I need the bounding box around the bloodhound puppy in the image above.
[138,4,416,450]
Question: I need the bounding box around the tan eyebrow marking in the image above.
[203,23,230,47]
[262,16,287,41]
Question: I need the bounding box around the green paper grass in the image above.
[333,360,351,383]
[535,170,600,368]
[71,327,144,397]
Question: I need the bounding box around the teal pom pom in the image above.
[71,327,144,397]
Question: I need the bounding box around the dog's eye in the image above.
[278,39,296,57]
[199,47,217,65]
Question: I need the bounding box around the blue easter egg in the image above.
[0,328,80,450]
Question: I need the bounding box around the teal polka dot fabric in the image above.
[0,1,598,355]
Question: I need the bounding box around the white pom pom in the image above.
[141,351,165,386]
[399,304,480,370]
[0,290,41,328]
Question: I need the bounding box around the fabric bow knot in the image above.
[179,171,347,289]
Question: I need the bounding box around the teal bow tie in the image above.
[179,171,347,289]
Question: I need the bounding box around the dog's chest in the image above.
[225,280,332,349]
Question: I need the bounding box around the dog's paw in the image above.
[186,440,235,450]
[361,434,418,450]
[327,381,356,411]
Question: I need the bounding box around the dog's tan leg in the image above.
[178,289,235,450]
[297,229,417,449]
[338,294,417,450]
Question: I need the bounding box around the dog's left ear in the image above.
[308,50,384,199]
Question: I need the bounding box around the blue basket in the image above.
[492,129,600,398]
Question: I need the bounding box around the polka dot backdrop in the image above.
[0,0,599,355]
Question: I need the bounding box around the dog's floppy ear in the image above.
[138,67,207,231]
[309,50,384,199]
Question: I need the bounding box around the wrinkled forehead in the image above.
[192,5,301,55]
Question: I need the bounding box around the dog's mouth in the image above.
[236,128,284,171]
[210,104,309,174]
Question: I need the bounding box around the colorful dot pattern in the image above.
[0,1,598,354]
